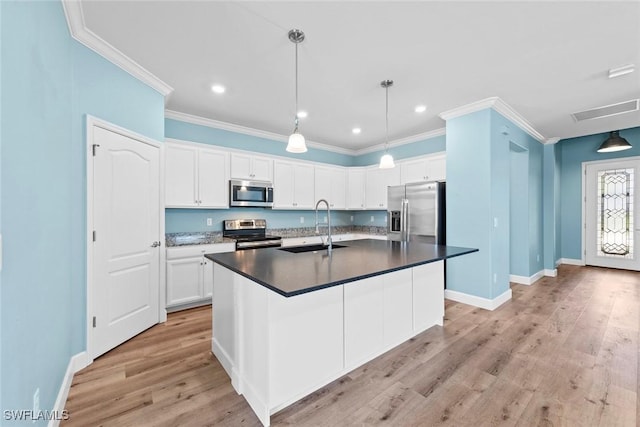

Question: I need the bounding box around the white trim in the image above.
[165,109,446,157]
[439,97,545,143]
[558,258,585,266]
[165,110,354,155]
[546,137,561,144]
[49,352,89,427]
[509,270,544,285]
[444,288,512,311]
[61,1,173,97]
[544,269,558,277]
[86,115,164,359]
[353,128,446,155]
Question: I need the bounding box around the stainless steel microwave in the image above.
[229,180,274,208]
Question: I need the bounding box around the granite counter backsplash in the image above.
[166,232,235,247]
[166,226,387,247]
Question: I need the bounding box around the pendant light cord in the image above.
[385,84,389,152]
[294,40,299,130]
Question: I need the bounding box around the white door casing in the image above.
[584,158,640,271]
[89,118,162,359]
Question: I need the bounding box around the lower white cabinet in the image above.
[166,243,235,310]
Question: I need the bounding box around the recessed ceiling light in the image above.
[211,84,226,94]
[297,111,308,118]
[352,128,361,134]
[415,105,427,113]
[608,64,635,79]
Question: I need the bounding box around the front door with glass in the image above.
[585,159,640,270]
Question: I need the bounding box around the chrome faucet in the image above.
[315,199,332,253]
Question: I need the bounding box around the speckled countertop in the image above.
[165,226,387,247]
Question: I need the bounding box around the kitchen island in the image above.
[205,239,477,426]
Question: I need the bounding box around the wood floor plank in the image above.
[63,266,639,426]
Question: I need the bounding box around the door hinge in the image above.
[92,316,96,328]
[92,230,96,242]
[92,144,100,156]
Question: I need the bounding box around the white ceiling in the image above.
[80,1,640,152]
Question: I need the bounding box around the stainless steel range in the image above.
[223,219,282,250]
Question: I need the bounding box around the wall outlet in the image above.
[493,217,498,228]
[370,216,375,222]
[206,218,212,226]
[537,254,540,262]
[33,387,40,415]
[350,215,354,222]
[300,216,304,224]
[493,273,497,284]
[323,215,327,223]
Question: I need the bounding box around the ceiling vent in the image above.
[572,99,639,122]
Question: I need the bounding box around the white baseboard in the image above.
[558,258,585,266]
[49,352,90,427]
[445,288,512,311]
[544,269,557,277]
[509,269,545,285]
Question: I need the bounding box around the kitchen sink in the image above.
[278,243,347,253]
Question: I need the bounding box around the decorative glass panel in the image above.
[597,168,633,259]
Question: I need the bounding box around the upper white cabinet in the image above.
[346,168,366,210]
[365,166,400,209]
[165,143,228,208]
[273,161,315,209]
[230,153,273,182]
[400,155,446,184]
[314,165,346,210]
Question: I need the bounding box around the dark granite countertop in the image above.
[205,239,478,297]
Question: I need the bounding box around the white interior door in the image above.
[585,159,640,270]
[92,125,160,358]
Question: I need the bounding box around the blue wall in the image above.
[510,146,529,276]
[166,118,353,166]
[1,1,165,422]
[352,134,446,166]
[558,127,640,260]
[445,109,495,299]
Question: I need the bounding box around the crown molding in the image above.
[61,0,173,97]
[354,128,446,155]
[164,110,356,155]
[439,97,545,143]
[545,137,561,144]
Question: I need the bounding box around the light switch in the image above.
[206,218,213,226]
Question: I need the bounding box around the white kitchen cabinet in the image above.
[344,275,384,369]
[166,243,235,310]
[314,166,346,210]
[400,155,446,184]
[365,166,400,209]
[346,168,366,210]
[165,143,228,208]
[230,153,273,182]
[273,160,315,209]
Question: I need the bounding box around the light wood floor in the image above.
[63,265,639,426]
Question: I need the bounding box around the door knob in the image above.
[151,241,161,247]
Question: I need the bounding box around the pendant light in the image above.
[379,79,395,169]
[286,29,307,153]
[597,130,632,153]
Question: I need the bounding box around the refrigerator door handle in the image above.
[402,198,409,241]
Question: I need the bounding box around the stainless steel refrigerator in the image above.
[387,181,446,244]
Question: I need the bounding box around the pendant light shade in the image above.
[286,29,308,153]
[379,79,395,169]
[287,131,307,153]
[379,153,395,169]
[597,130,632,153]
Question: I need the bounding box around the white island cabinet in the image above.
[211,258,444,426]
